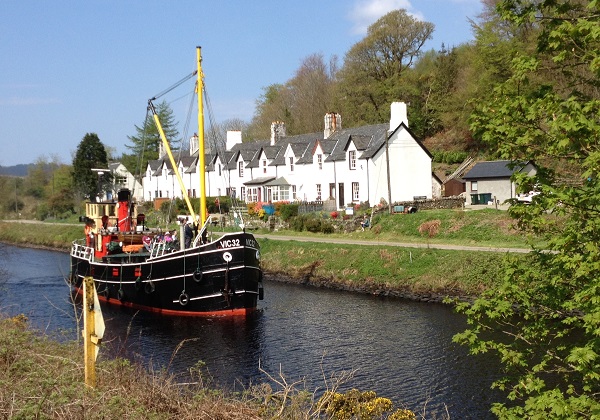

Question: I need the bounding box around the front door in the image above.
[338,183,344,208]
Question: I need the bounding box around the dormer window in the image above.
[317,154,322,169]
[349,151,356,170]
[239,161,244,177]
[289,157,294,172]
[262,160,267,174]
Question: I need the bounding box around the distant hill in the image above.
[0,164,30,177]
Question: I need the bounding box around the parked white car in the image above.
[517,191,541,203]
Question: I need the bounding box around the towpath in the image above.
[253,233,530,253]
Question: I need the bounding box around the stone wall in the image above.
[393,196,464,211]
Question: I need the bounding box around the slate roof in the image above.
[244,176,276,186]
[462,160,530,180]
[144,118,430,179]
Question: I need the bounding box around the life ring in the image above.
[193,268,203,283]
[145,281,155,294]
[179,292,189,306]
[135,277,142,291]
[223,252,232,262]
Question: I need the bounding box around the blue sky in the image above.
[0,0,482,167]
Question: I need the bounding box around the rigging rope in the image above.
[203,85,247,229]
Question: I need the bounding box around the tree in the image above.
[122,100,180,174]
[248,53,337,139]
[72,133,112,200]
[333,9,434,126]
[455,1,600,417]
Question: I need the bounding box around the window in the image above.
[317,154,322,169]
[248,187,258,202]
[218,164,222,176]
[352,182,359,201]
[238,161,244,177]
[271,186,290,202]
[159,190,163,198]
[289,157,294,172]
[192,189,196,198]
[241,187,246,201]
[262,160,267,174]
[316,184,322,200]
[349,150,356,170]
[292,185,296,200]
[471,181,478,192]
[155,190,158,198]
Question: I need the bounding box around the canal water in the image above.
[0,243,503,418]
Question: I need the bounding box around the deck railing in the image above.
[71,240,94,262]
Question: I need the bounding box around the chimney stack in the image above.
[324,112,342,139]
[226,130,242,150]
[389,102,408,131]
[270,121,286,146]
[189,133,199,155]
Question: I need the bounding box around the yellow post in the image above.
[83,276,104,388]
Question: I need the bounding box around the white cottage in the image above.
[142,102,433,210]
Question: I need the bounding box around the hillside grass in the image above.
[264,208,536,249]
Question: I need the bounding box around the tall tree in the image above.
[248,54,337,139]
[333,9,434,126]
[455,0,600,417]
[122,100,180,174]
[72,133,112,200]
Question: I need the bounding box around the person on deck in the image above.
[184,222,193,248]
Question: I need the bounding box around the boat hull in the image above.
[70,232,262,316]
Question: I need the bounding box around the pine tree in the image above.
[122,100,180,174]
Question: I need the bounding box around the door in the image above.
[338,183,344,208]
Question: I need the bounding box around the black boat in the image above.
[70,47,263,316]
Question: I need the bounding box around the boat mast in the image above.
[196,46,207,225]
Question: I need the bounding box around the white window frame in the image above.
[289,157,294,172]
[352,182,359,201]
[316,184,321,200]
[238,161,244,177]
[471,181,478,192]
[349,150,356,170]
[317,154,322,170]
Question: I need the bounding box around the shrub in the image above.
[289,214,308,231]
[304,218,322,233]
[279,204,299,221]
[321,222,335,234]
